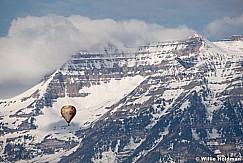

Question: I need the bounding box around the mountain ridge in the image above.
[0,34,243,162]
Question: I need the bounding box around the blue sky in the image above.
[0,0,243,98]
[1,0,243,39]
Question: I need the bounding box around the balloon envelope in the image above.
[61,105,76,125]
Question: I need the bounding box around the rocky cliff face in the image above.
[0,35,243,162]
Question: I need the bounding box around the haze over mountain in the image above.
[0,15,196,99]
[1,0,243,98]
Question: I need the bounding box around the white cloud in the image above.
[205,13,243,39]
[0,14,195,98]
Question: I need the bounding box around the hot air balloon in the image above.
[61,105,76,126]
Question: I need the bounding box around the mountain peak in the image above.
[188,33,203,40]
[220,35,243,41]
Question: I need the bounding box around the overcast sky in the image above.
[0,0,243,98]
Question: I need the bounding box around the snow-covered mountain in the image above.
[0,34,243,162]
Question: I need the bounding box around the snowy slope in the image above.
[61,36,243,162]
[214,40,243,53]
[0,71,145,162]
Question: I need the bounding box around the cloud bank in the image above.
[205,13,243,39]
[0,14,195,98]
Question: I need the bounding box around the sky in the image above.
[0,0,243,98]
